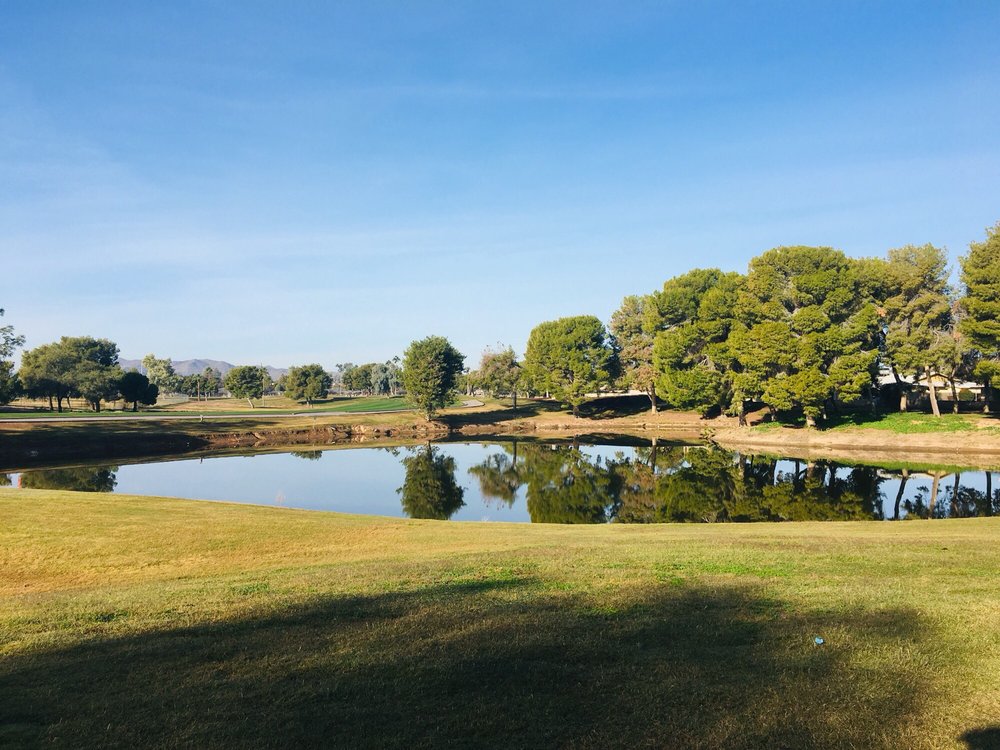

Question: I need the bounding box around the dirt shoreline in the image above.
[5,405,1000,471]
[710,427,1000,469]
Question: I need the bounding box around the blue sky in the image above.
[3,2,999,368]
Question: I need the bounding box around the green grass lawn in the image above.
[2,490,998,748]
[0,395,417,419]
[749,410,1000,435]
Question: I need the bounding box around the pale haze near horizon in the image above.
[2,2,999,369]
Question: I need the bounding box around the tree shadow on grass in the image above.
[0,579,951,749]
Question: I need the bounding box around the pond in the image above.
[4,439,998,522]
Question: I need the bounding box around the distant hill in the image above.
[120,358,287,380]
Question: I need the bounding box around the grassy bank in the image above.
[1,490,998,748]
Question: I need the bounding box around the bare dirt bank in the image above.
[710,427,1000,469]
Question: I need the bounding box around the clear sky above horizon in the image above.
[3,2,999,368]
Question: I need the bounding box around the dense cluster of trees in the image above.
[461,223,1000,425]
[337,360,402,396]
[3,222,997,422]
[0,308,25,405]
[17,336,124,411]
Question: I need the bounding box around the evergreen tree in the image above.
[400,336,465,419]
[523,316,616,417]
[960,222,1000,410]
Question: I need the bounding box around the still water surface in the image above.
[6,440,999,522]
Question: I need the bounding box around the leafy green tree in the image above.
[141,354,178,393]
[732,247,879,426]
[0,361,19,406]
[959,222,1000,410]
[20,336,121,412]
[400,336,465,419]
[343,363,376,394]
[610,295,658,412]
[648,270,741,417]
[0,308,24,406]
[370,359,402,396]
[283,364,332,406]
[177,367,223,400]
[881,245,954,416]
[474,346,522,408]
[223,365,268,407]
[119,371,159,411]
[397,445,465,519]
[523,316,616,417]
[18,342,74,411]
[63,337,122,412]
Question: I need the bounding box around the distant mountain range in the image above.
[120,358,288,380]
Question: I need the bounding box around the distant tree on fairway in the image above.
[119,371,159,411]
[224,365,268,407]
[343,363,376,394]
[284,364,332,406]
[141,354,178,393]
[475,345,522,408]
[20,336,122,412]
[523,316,616,417]
[401,335,465,419]
[960,222,1000,410]
[18,342,73,411]
[370,359,402,396]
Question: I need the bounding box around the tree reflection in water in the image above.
[18,466,119,493]
[397,444,465,520]
[463,443,999,523]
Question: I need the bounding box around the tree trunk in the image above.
[805,413,817,429]
[893,469,909,520]
[952,472,961,517]
[648,386,657,414]
[950,378,960,414]
[929,472,943,517]
[926,369,941,417]
[893,368,908,412]
[132,401,138,412]
[985,383,993,414]
[572,403,580,418]
[247,398,255,408]
[738,400,748,427]
[512,391,517,411]
[48,395,53,411]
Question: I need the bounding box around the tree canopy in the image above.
[401,336,465,419]
[960,222,1000,407]
[18,336,122,412]
[283,364,332,405]
[523,316,616,417]
[223,365,269,407]
[119,371,159,412]
[472,345,522,408]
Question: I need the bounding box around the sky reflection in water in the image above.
[8,441,1000,523]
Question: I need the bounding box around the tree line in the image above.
[468,222,1000,425]
[1,222,997,422]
